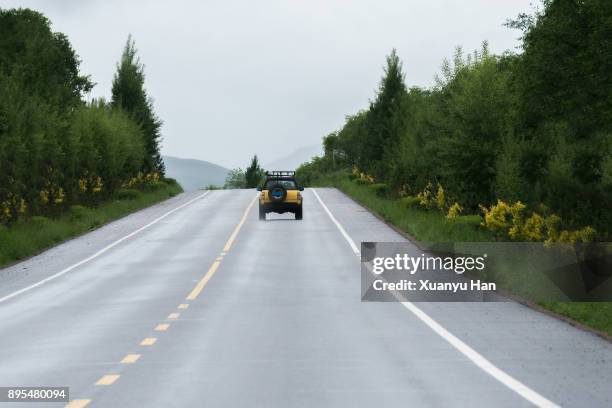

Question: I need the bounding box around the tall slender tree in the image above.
[364,49,408,178]
[111,36,164,175]
[245,155,264,188]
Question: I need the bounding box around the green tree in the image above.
[249,4,612,237]
[514,0,612,136]
[433,45,516,208]
[508,0,612,231]
[111,36,164,175]
[363,49,408,178]
[0,9,150,223]
[224,168,246,189]
[0,8,93,112]
[245,155,265,188]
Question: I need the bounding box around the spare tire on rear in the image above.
[268,184,287,202]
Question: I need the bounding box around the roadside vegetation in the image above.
[314,170,493,243]
[0,180,181,267]
[0,8,178,265]
[297,1,612,336]
[224,155,265,189]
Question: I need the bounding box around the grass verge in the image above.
[313,172,612,337]
[539,302,612,336]
[0,180,183,268]
[314,173,494,242]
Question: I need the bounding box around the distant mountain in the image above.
[162,156,229,191]
[264,144,322,171]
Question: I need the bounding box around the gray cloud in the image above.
[1,0,533,168]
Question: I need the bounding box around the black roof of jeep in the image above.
[262,171,301,189]
[265,171,295,180]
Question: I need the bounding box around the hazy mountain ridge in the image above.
[163,155,229,191]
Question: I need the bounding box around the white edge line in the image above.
[311,189,360,255]
[312,187,560,408]
[0,190,211,304]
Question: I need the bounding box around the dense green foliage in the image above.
[314,171,493,243]
[225,155,266,189]
[0,179,181,267]
[224,168,246,189]
[112,36,165,175]
[298,1,611,238]
[317,170,612,336]
[245,155,265,188]
[0,9,93,112]
[0,8,167,225]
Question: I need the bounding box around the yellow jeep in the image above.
[257,171,303,220]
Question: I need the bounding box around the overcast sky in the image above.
[3,0,534,168]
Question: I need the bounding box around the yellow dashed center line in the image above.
[185,195,257,302]
[222,196,257,252]
[186,261,220,300]
[70,196,257,407]
[140,337,157,346]
[96,374,120,386]
[65,399,91,408]
[121,354,141,364]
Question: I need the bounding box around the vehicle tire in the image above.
[268,184,287,203]
[259,204,265,220]
[295,205,303,220]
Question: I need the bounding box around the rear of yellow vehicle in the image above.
[258,171,303,220]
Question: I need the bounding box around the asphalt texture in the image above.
[0,188,610,408]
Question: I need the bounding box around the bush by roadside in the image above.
[310,172,612,337]
[0,179,182,267]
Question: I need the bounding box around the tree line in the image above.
[297,0,611,239]
[0,8,165,224]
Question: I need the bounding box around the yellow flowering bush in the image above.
[446,202,463,219]
[521,213,545,241]
[122,172,144,188]
[350,166,375,185]
[39,190,49,205]
[121,172,164,191]
[417,182,448,211]
[91,176,103,193]
[1,199,13,224]
[39,182,65,206]
[435,184,446,210]
[53,188,65,204]
[556,226,596,244]
[417,182,434,208]
[481,200,513,234]
[481,199,596,243]
[0,195,28,224]
[543,214,561,245]
[78,178,87,193]
[78,174,103,194]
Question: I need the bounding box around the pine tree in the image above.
[111,36,165,175]
[245,155,264,188]
[364,49,408,178]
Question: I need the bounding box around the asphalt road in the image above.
[0,188,610,408]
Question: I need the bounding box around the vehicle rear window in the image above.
[265,179,297,190]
